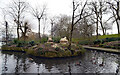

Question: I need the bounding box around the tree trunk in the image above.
[99,15,105,35]
[113,8,120,34]
[68,25,73,50]
[21,32,25,42]
[99,14,105,35]
[96,16,99,39]
[38,19,41,40]
[51,22,53,38]
[67,26,70,40]
[105,28,106,35]
[17,25,19,40]
[5,21,8,45]
[116,20,120,34]
[68,1,75,51]
[100,21,105,35]
[99,1,105,35]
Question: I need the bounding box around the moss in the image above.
[26,49,35,55]
[2,46,21,51]
[73,51,81,56]
[55,47,61,51]
[57,52,64,57]
[80,48,86,54]
[44,51,57,57]
[63,50,72,57]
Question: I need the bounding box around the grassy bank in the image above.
[72,34,120,49]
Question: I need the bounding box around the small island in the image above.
[1,37,85,58]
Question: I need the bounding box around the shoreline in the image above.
[0,49,83,59]
[83,45,120,54]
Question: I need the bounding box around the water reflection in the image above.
[0,42,3,74]
[0,50,120,74]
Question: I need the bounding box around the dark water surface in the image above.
[0,43,120,74]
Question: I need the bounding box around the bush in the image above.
[101,39,106,44]
[55,47,60,51]
[105,37,120,42]
[111,46,116,49]
[36,50,44,56]
[93,39,102,45]
[72,38,80,43]
[40,37,48,43]
[52,37,61,43]
[105,38,114,42]
[13,39,19,44]
[38,48,43,51]
[39,51,45,55]
[64,50,72,57]
[99,44,104,47]
[12,39,28,47]
[103,45,111,48]
[29,41,35,46]
[16,42,23,47]
[16,40,27,47]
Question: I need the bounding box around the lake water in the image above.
[0,42,120,74]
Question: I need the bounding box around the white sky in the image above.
[0,0,118,37]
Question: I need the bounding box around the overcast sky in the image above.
[0,0,118,37]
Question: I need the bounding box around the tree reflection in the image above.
[15,56,19,73]
[2,54,8,73]
[116,55,120,75]
[1,51,120,73]
[2,52,31,73]
[14,53,31,73]
[68,62,71,75]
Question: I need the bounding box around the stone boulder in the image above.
[60,37,68,44]
[51,44,59,48]
[47,37,53,43]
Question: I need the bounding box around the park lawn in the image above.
[72,34,120,44]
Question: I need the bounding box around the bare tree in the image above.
[0,8,10,44]
[107,0,120,34]
[89,0,108,36]
[99,1,105,35]
[21,21,31,41]
[99,21,112,35]
[31,5,47,40]
[8,0,28,40]
[77,15,95,38]
[5,21,8,44]
[89,1,99,38]
[68,0,88,50]
[52,15,71,38]
[104,24,112,35]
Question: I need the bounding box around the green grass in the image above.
[72,34,120,45]
[98,34,120,39]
